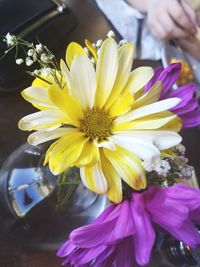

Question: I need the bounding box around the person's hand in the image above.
[145,0,197,40]
[178,36,200,60]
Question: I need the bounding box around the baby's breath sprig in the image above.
[1,33,65,89]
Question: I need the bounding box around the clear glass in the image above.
[0,143,107,250]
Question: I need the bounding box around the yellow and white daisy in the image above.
[18,37,182,203]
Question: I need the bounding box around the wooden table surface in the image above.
[0,1,199,266]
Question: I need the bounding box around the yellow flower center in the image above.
[80,107,114,141]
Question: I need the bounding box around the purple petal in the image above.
[57,240,76,257]
[190,209,200,224]
[145,66,164,92]
[92,246,116,267]
[181,109,200,128]
[159,63,181,97]
[168,84,196,110]
[70,218,117,248]
[106,200,135,244]
[92,204,117,224]
[131,193,155,266]
[114,237,135,267]
[146,190,189,228]
[173,99,197,115]
[163,220,200,248]
[71,245,107,265]
[164,184,200,211]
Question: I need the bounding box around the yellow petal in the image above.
[105,43,134,109]
[75,140,100,167]
[104,146,146,190]
[60,59,72,94]
[32,76,52,88]
[159,115,182,132]
[48,84,83,126]
[70,54,96,109]
[161,149,176,158]
[122,67,154,95]
[100,151,122,203]
[66,42,86,68]
[85,39,98,61]
[48,132,87,175]
[95,38,118,108]
[132,82,162,109]
[114,112,178,131]
[80,163,108,194]
[109,92,133,117]
[115,98,181,124]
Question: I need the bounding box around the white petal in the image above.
[28,128,77,146]
[94,139,116,151]
[124,66,154,94]
[70,54,96,109]
[114,131,182,150]
[95,38,118,107]
[116,98,181,124]
[105,43,134,108]
[111,134,160,162]
[18,110,67,131]
[22,86,55,108]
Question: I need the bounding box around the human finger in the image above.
[168,0,196,34]
[159,12,191,39]
[180,0,197,26]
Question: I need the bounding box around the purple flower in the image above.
[57,184,200,267]
[145,63,200,128]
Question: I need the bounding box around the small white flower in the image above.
[107,30,115,38]
[26,57,34,66]
[16,58,24,65]
[40,53,50,63]
[118,39,128,46]
[41,68,50,77]
[27,49,34,57]
[176,144,186,154]
[84,47,89,55]
[5,33,15,46]
[96,39,102,47]
[35,44,43,53]
[34,69,41,75]
[91,57,96,65]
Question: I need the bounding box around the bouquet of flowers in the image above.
[2,31,200,266]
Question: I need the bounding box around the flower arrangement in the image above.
[2,31,200,266]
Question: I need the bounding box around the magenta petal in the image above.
[131,194,155,266]
[159,63,181,96]
[145,66,164,91]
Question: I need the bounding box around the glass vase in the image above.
[0,143,107,251]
